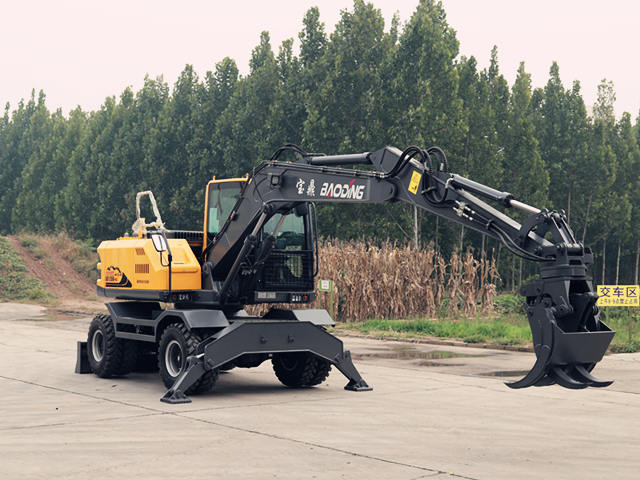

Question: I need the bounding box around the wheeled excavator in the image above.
[76,144,615,403]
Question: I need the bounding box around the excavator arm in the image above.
[207,144,614,389]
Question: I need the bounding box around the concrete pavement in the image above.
[1,302,639,479]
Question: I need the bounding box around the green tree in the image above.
[302,1,408,242]
[299,6,326,70]
[532,63,593,230]
[0,92,40,232]
[216,32,280,177]
[11,106,65,231]
[503,62,548,208]
[303,0,390,152]
[592,79,616,122]
[609,113,640,283]
[61,97,117,238]
[145,66,205,230]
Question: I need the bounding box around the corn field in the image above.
[249,239,500,322]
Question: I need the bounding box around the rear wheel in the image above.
[272,352,331,387]
[87,314,137,377]
[157,323,218,394]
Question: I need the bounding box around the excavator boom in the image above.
[204,144,614,390]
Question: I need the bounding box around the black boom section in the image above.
[200,144,614,390]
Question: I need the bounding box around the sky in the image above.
[1,0,638,119]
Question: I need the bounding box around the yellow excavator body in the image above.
[96,237,201,291]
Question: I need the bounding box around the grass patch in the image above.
[50,232,98,281]
[19,235,38,250]
[600,307,640,353]
[336,315,532,347]
[336,298,640,353]
[0,236,49,301]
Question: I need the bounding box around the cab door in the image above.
[203,177,248,254]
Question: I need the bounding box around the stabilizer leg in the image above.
[160,355,207,404]
[158,320,372,403]
[333,350,372,391]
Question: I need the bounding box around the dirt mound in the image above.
[7,235,105,313]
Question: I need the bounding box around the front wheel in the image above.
[157,323,218,394]
[272,352,331,387]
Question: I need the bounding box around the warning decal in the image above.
[408,170,422,195]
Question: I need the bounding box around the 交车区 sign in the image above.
[596,285,639,307]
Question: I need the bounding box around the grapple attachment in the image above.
[506,274,614,389]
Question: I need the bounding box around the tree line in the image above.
[1,0,639,289]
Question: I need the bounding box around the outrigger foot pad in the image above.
[161,389,192,404]
[344,379,373,391]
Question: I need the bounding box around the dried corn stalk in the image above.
[247,239,499,322]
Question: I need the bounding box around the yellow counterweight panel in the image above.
[97,237,201,291]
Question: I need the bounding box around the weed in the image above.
[339,316,532,346]
[0,237,49,301]
[51,232,98,280]
[20,237,38,249]
[494,294,526,315]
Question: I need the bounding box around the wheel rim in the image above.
[91,330,104,362]
[165,340,184,377]
[279,354,300,372]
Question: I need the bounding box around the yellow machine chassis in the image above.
[97,237,200,291]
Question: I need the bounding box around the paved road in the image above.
[1,302,639,479]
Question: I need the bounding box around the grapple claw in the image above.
[505,345,551,389]
[572,365,613,388]
[505,278,615,390]
[550,365,589,389]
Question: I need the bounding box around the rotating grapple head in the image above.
[506,255,614,389]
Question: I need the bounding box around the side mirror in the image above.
[151,233,168,252]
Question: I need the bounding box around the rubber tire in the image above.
[87,314,138,377]
[157,323,218,394]
[272,352,331,388]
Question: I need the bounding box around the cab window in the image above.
[207,182,242,235]
[263,214,305,250]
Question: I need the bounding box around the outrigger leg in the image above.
[161,320,371,404]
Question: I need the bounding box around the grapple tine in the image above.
[506,303,555,389]
[532,375,555,387]
[572,365,613,388]
[505,345,552,389]
[550,365,589,389]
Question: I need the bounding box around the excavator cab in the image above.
[255,206,316,295]
[203,176,316,305]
